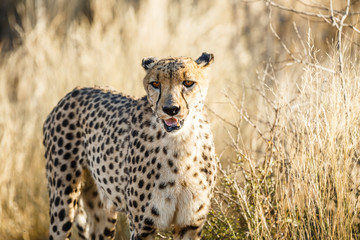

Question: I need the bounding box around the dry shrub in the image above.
[208,40,360,238]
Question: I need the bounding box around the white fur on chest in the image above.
[149,129,212,229]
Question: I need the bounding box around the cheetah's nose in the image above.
[163,106,180,116]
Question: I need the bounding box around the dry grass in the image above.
[1,0,360,239]
[208,51,360,239]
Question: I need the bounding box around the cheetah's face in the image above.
[142,53,214,133]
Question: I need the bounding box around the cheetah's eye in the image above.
[150,81,161,89]
[183,80,195,88]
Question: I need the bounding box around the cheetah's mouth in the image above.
[163,118,184,132]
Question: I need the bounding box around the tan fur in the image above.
[43,53,216,240]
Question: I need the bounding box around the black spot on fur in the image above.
[71,90,80,97]
[159,182,167,189]
[54,197,60,207]
[140,193,145,201]
[138,180,144,188]
[103,227,114,237]
[62,221,72,231]
[58,209,66,221]
[64,186,72,195]
[151,207,159,216]
[57,137,64,147]
[144,218,154,226]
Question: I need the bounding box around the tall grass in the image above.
[207,50,360,238]
[1,0,360,239]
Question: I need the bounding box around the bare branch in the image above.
[336,0,350,104]
[225,93,269,142]
[265,0,331,19]
[266,1,336,74]
[205,105,238,130]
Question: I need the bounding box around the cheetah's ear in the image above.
[142,57,158,71]
[195,52,214,68]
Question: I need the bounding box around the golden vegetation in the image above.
[1,0,360,239]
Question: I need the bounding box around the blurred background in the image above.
[1,0,360,239]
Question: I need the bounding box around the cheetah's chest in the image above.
[148,141,214,229]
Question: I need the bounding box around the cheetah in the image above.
[43,52,217,240]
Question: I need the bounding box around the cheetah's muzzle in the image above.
[163,118,184,132]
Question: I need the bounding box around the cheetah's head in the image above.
[142,52,214,133]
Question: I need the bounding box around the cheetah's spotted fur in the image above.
[43,53,217,240]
